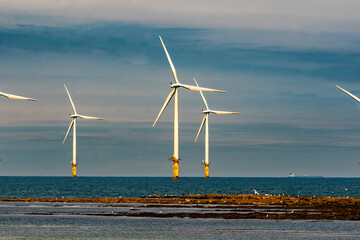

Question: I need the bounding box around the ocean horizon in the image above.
[1,176,359,198]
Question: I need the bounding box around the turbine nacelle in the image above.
[170,83,180,88]
[202,110,210,114]
[69,114,104,120]
[70,114,82,119]
[169,82,225,92]
[202,109,240,115]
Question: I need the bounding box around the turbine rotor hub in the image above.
[170,83,180,88]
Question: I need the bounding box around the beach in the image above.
[1,194,360,220]
[1,201,360,240]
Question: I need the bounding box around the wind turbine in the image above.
[63,84,104,178]
[194,78,239,179]
[0,91,38,101]
[336,85,360,103]
[336,85,360,166]
[1,90,37,164]
[153,36,226,180]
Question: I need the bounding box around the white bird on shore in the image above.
[254,189,259,195]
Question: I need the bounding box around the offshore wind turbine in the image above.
[153,36,226,180]
[194,78,239,179]
[336,85,360,103]
[336,85,360,166]
[63,84,104,178]
[0,91,38,101]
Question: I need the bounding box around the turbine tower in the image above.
[0,91,38,101]
[63,84,104,178]
[153,36,225,180]
[194,78,239,179]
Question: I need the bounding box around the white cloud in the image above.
[1,0,360,32]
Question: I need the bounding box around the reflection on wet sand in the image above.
[1,194,360,220]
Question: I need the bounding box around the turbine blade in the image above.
[64,84,77,114]
[0,92,38,101]
[212,110,240,114]
[159,36,179,84]
[153,89,176,127]
[180,84,226,93]
[193,78,209,110]
[63,119,75,144]
[336,85,360,104]
[195,114,207,143]
[77,115,104,120]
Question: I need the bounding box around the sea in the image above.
[0,177,360,239]
[0,177,359,198]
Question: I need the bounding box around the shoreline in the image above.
[1,194,360,220]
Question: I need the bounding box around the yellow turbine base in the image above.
[168,157,180,181]
[70,163,78,178]
[202,162,210,179]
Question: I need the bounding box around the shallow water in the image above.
[1,215,360,240]
[0,177,359,198]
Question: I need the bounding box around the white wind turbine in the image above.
[0,91,38,101]
[336,85,360,103]
[336,85,360,166]
[62,84,104,178]
[194,78,239,178]
[153,36,226,180]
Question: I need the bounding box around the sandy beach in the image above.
[2,194,360,220]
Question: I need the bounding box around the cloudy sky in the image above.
[0,1,360,177]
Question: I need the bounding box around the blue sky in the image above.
[0,1,360,177]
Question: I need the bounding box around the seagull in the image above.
[254,189,259,195]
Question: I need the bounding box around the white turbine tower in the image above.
[0,91,38,101]
[62,84,104,178]
[153,36,226,180]
[194,78,239,179]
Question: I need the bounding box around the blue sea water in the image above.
[0,177,359,198]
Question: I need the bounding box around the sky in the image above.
[0,1,360,177]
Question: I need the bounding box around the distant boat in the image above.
[288,173,323,178]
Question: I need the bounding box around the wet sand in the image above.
[1,194,360,220]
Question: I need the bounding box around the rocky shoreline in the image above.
[1,194,360,220]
